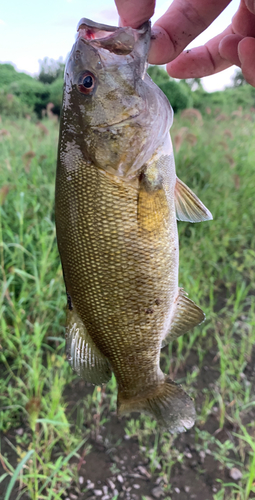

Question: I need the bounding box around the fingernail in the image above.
[237,40,244,64]
[218,38,224,54]
[245,0,255,14]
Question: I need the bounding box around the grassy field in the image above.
[0,108,255,500]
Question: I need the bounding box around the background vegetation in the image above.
[0,61,255,499]
[1,59,255,119]
[0,59,64,118]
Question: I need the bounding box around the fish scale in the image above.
[56,157,174,397]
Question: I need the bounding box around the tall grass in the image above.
[0,110,255,499]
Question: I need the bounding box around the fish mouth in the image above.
[76,18,150,55]
[77,18,119,41]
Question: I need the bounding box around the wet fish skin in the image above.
[55,19,212,433]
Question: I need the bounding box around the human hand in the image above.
[114,0,255,87]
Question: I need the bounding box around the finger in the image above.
[245,0,255,14]
[166,25,233,78]
[238,37,255,86]
[114,0,155,28]
[232,0,255,36]
[219,34,243,66]
[148,0,231,64]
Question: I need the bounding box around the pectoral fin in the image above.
[138,183,169,233]
[65,305,112,385]
[175,177,213,223]
[162,289,205,348]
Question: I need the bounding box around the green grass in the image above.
[0,110,255,499]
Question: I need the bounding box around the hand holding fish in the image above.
[115,0,255,87]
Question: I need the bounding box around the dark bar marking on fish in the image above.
[145,307,154,314]
[154,298,162,306]
[67,292,73,311]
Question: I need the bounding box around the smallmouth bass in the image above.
[55,18,212,433]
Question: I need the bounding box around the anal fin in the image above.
[65,305,112,385]
[175,177,213,223]
[162,289,205,348]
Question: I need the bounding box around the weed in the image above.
[0,111,255,498]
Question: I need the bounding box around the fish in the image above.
[55,18,213,433]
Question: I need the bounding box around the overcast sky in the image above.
[0,0,240,92]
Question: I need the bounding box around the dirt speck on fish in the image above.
[55,18,212,433]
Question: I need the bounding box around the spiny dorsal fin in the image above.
[175,177,213,223]
[66,305,112,385]
[162,288,205,348]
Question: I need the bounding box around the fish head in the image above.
[61,18,172,180]
[64,18,150,120]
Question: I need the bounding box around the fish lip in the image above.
[77,17,149,34]
[75,17,151,62]
[76,19,119,46]
[77,18,119,33]
[76,17,150,44]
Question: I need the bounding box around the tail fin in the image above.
[117,376,195,433]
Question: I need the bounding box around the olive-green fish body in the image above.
[56,19,212,432]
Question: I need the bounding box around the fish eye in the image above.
[78,71,96,94]
[83,75,93,88]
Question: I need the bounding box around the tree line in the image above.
[0,57,254,119]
